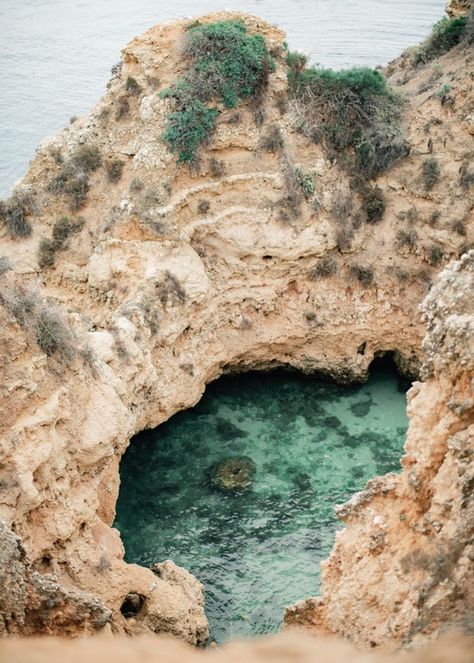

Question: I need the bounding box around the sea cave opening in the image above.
[115,355,410,642]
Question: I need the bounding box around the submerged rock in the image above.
[209,456,256,492]
[350,400,372,417]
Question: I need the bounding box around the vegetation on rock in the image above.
[49,144,102,211]
[287,56,407,179]
[38,216,84,268]
[161,20,274,163]
[0,191,35,238]
[414,15,468,63]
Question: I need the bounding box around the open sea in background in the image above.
[1,0,446,197]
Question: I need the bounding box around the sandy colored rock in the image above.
[0,8,473,647]
[446,0,471,17]
[0,631,474,663]
[285,252,474,649]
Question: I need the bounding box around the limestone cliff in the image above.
[0,9,472,646]
[285,251,474,648]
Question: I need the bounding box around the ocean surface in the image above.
[116,364,408,642]
[1,0,445,197]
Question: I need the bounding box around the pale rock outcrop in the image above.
[0,9,473,646]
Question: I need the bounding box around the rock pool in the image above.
[115,361,409,642]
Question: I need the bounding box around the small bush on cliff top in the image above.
[287,58,407,179]
[0,191,35,238]
[414,16,468,64]
[161,20,274,163]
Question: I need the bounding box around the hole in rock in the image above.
[116,360,409,642]
[120,592,145,618]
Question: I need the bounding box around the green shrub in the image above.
[182,20,273,106]
[162,101,218,164]
[422,157,440,190]
[362,185,385,224]
[0,192,35,238]
[125,76,142,96]
[414,17,467,64]
[309,255,337,279]
[349,264,374,287]
[161,20,274,163]
[105,159,125,182]
[287,61,407,179]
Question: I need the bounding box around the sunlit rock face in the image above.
[0,5,472,646]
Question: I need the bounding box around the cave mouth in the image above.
[115,359,409,643]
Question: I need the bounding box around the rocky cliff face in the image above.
[0,10,472,646]
[446,0,471,18]
[285,251,474,648]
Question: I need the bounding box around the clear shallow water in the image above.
[0,0,445,197]
[115,364,408,642]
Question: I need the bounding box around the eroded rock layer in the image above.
[285,251,474,648]
[0,10,473,645]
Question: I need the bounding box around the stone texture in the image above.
[446,0,471,17]
[285,252,474,650]
[0,10,473,645]
[0,630,473,663]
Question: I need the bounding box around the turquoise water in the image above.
[115,363,408,642]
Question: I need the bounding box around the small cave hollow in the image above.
[115,359,409,642]
[120,592,145,619]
